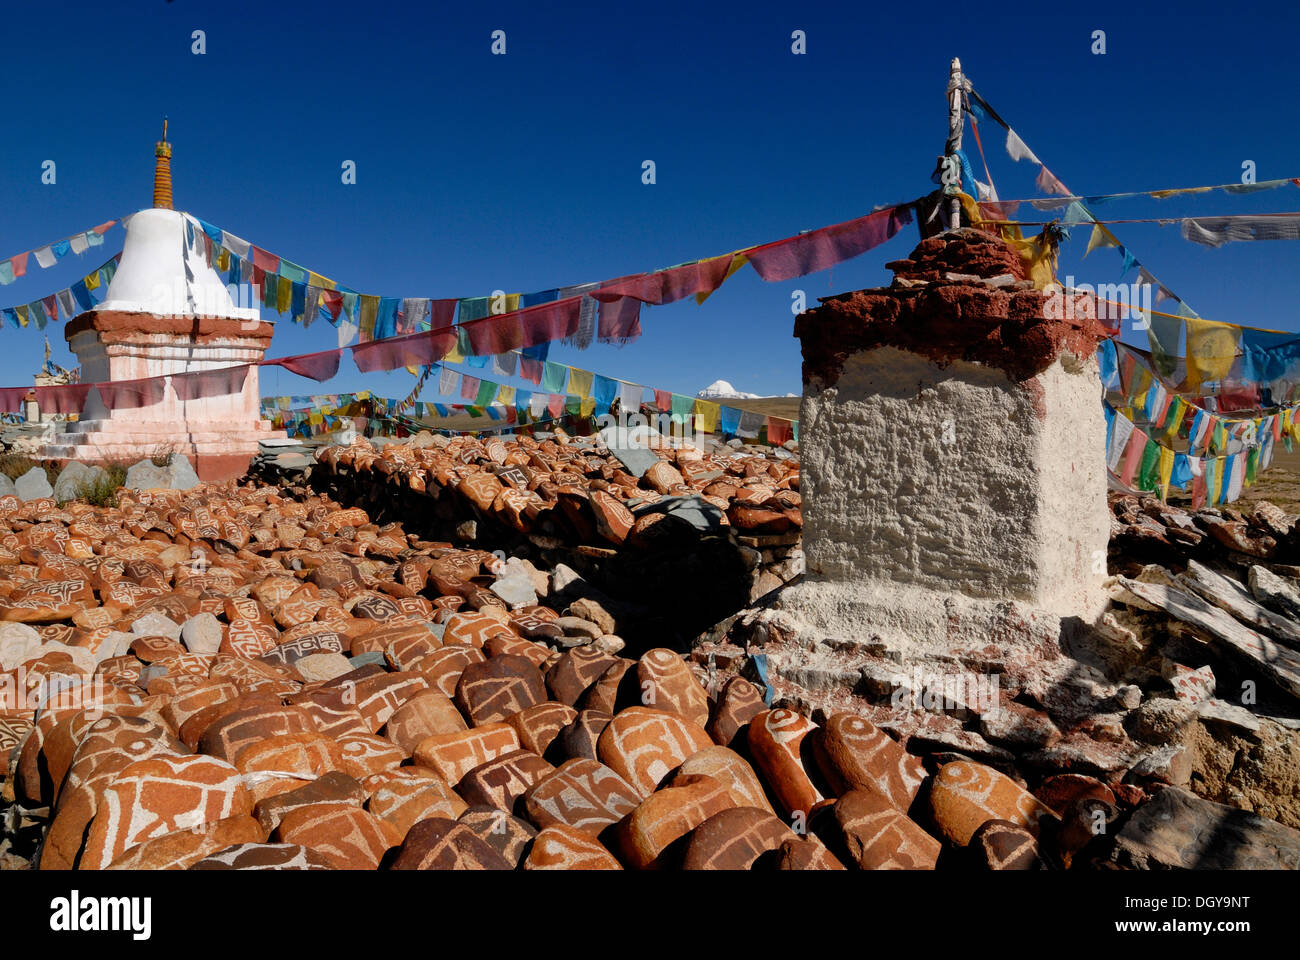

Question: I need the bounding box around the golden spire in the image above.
[153,116,173,210]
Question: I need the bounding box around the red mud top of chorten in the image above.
[794,228,1109,387]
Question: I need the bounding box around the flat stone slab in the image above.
[1110,785,1300,869]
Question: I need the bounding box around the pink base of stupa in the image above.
[42,310,286,482]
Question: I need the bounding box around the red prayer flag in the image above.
[0,387,30,413]
[351,329,456,374]
[263,349,344,382]
[95,377,167,411]
[10,253,28,278]
[171,365,250,402]
[34,383,92,415]
[744,205,912,282]
[251,246,280,273]
[767,417,793,446]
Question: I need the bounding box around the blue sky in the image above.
[2,0,1298,404]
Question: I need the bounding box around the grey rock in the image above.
[598,425,660,478]
[349,651,387,669]
[1126,744,1192,787]
[1248,565,1300,622]
[294,652,353,682]
[53,461,109,503]
[554,616,602,640]
[14,466,52,502]
[130,612,182,640]
[490,574,537,609]
[629,493,726,534]
[124,455,201,491]
[0,622,43,671]
[1110,785,1300,869]
[180,613,223,655]
[0,474,14,498]
[592,634,626,655]
[1194,698,1263,736]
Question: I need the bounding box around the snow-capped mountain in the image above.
[697,379,760,400]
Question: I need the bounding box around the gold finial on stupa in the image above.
[153,117,173,210]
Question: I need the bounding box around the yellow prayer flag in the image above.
[15,305,28,327]
[696,252,750,304]
[569,369,594,398]
[693,399,720,434]
[1150,187,1212,199]
[218,249,230,271]
[498,385,515,405]
[1084,222,1120,258]
[277,276,293,315]
[308,272,336,291]
[579,396,596,418]
[444,343,464,364]
[1158,446,1175,501]
[1185,317,1241,392]
[84,270,100,291]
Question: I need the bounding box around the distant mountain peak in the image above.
[698,379,759,399]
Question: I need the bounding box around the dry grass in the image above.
[0,453,59,486]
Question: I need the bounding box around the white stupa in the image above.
[44,122,285,480]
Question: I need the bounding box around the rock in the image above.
[1032,774,1115,817]
[387,817,513,870]
[190,842,336,870]
[505,701,577,757]
[456,749,555,812]
[383,689,467,755]
[524,824,623,869]
[615,773,740,869]
[522,758,641,835]
[676,746,774,813]
[969,819,1049,870]
[1248,565,1300,622]
[680,806,795,870]
[106,816,266,870]
[457,807,538,866]
[833,788,941,869]
[1118,576,1300,698]
[254,771,367,834]
[368,776,467,837]
[273,803,402,869]
[453,654,547,725]
[597,706,713,798]
[928,760,1058,847]
[53,462,109,503]
[747,709,824,818]
[130,611,183,640]
[637,648,709,727]
[0,621,42,670]
[812,713,926,811]
[14,466,53,502]
[180,612,223,655]
[776,835,846,870]
[81,753,253,869]
[707,676,765,748]
[124,455,201,491]
[412,723,521,785]
[293,652,353,683]
[1110,786,1300,869]
[490,574,537,609]
[558,709,613,762]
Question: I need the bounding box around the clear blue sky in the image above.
[3,0,1298,403]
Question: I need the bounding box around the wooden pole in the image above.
[944,57,967,229]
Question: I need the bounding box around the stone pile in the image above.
[0,480,1296,869]
[252,428,805,646]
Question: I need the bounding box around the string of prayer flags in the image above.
[1,219,120,285]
